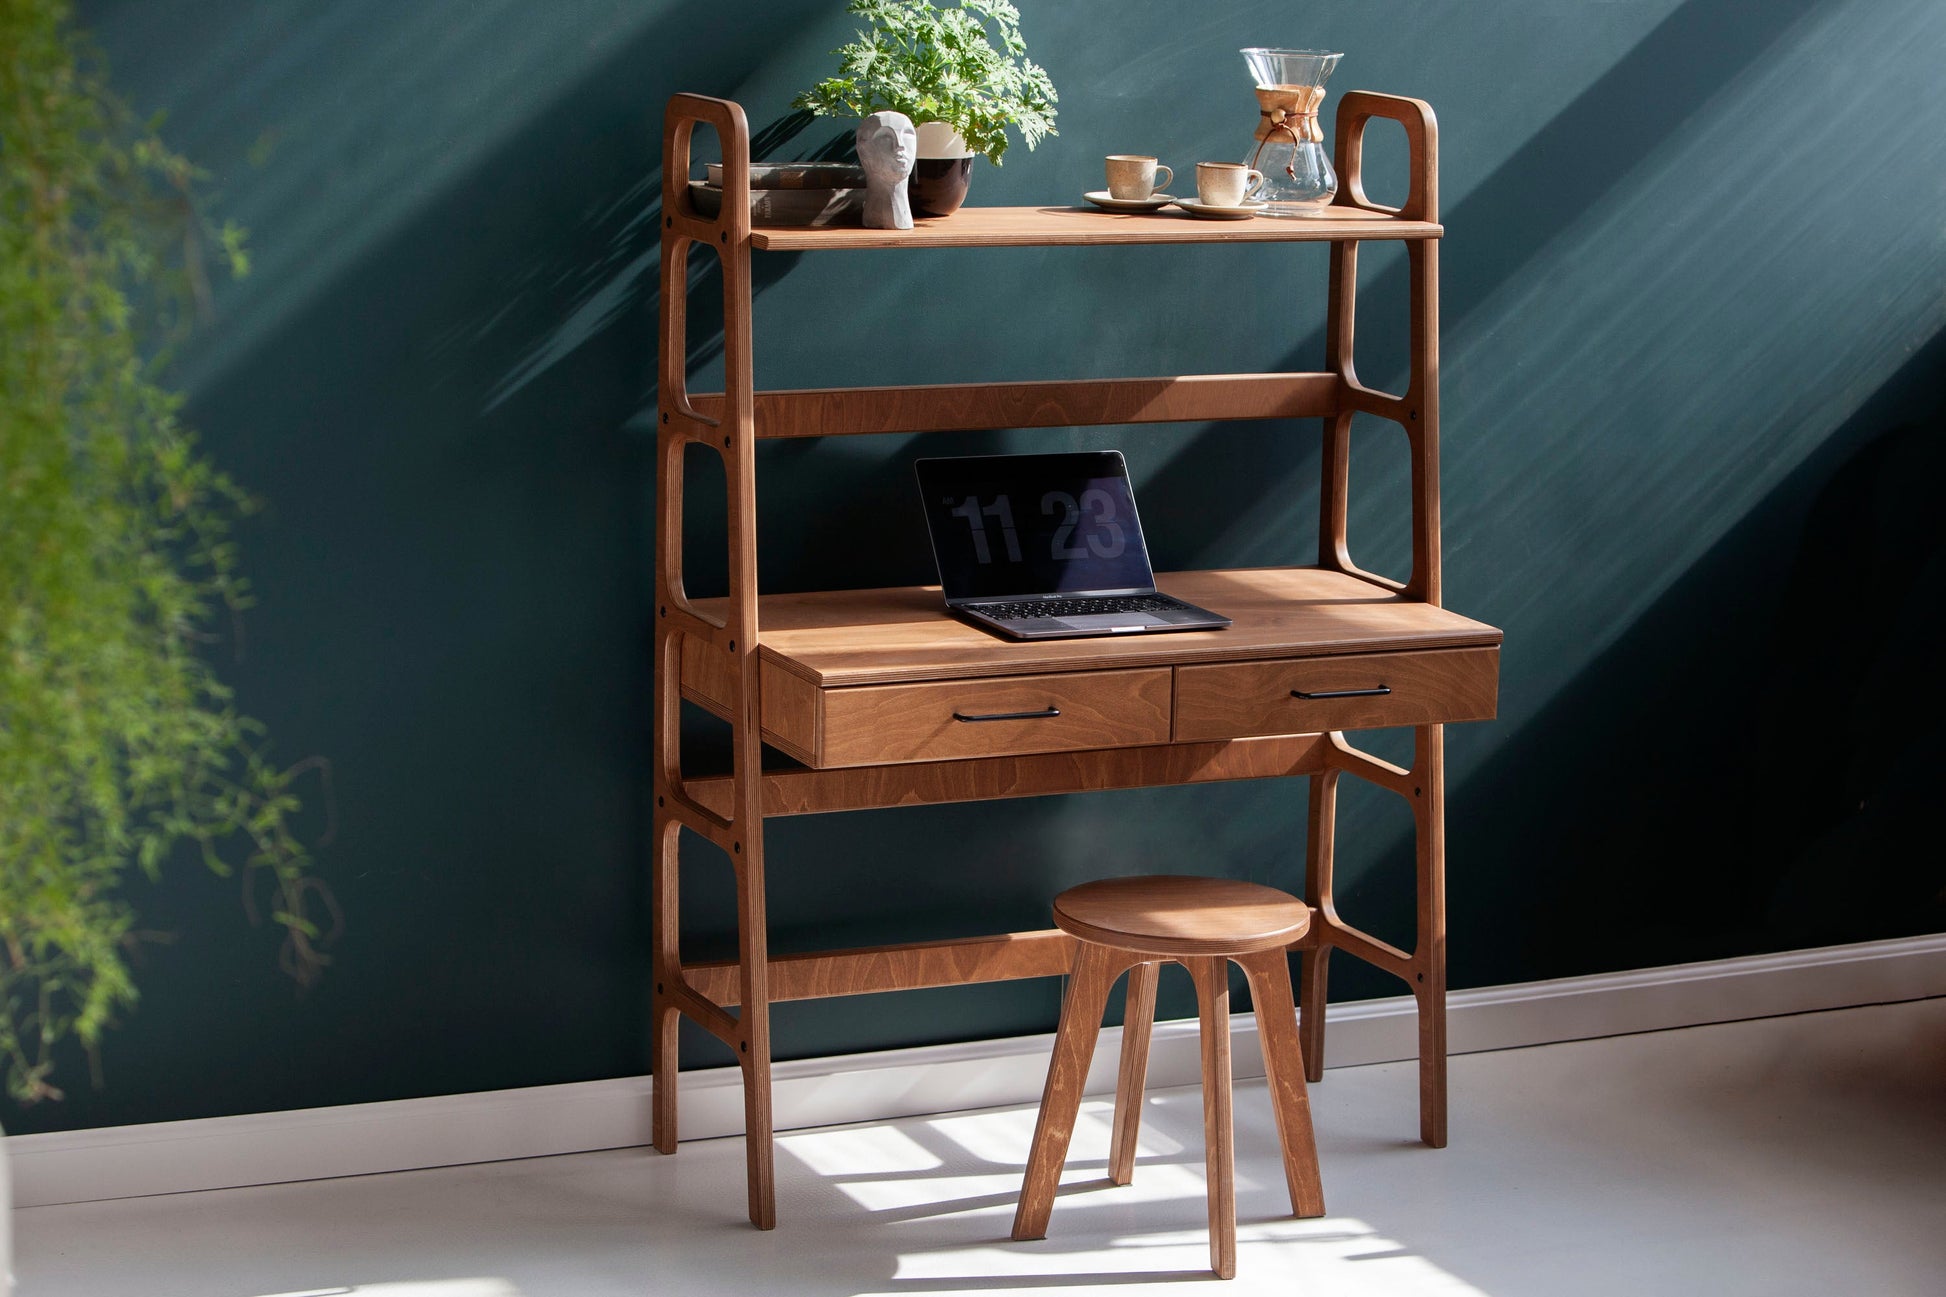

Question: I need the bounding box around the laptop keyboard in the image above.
[969,595,1180,620]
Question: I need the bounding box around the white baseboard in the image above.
[11,932,1944,1208]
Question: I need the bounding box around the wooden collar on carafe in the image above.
[1253,84,1326,145]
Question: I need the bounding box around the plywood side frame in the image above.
[1302,93,1449,1140]
[653,93,777,1229]
[1324,93,1442,606]
[1298,726,1449,1145]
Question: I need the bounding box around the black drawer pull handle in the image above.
[953,705,1062,723]
[1291,685,1392,700]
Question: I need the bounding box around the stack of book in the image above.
[687,161,867,227]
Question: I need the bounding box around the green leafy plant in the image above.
[793,0,1058,165]
[0,0,333,1103]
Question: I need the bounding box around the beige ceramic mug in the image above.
[1105,154,1174,200]
[1196,161,1266,207]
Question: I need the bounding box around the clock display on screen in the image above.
[916,452,1157,599]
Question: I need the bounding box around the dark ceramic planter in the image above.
[909,155,975,216]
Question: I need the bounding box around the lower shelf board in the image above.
[682,930,1079,1006]
[676,910,1403,1009]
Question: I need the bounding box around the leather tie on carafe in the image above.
[1250,84,1326,180]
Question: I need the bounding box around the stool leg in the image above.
[1239,950,1326,1219]
[1185,956,1237,1280]
[1014,942,1125,1242]
[1109,960,1161,1186]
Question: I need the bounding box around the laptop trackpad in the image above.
[1055,613,1170,630]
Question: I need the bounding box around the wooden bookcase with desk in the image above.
[652,91,1502,1229]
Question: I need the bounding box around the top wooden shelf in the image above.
[746,204,1442,251]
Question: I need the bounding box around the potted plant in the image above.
[794,0,1058,216]
[1,0,332,1147]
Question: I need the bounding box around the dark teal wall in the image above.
[12,0,1941,1134]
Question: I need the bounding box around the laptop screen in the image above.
[916,452,1158,600]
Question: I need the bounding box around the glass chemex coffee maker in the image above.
[1241,47,1343,217]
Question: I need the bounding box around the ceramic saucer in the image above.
[1172,199,1267,220]
[1084,190,1177,213]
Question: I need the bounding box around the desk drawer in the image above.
[811,667,1173,767]
[1174,647,1498,740]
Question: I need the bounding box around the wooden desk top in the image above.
[693,567,1501,688]
[747,205,1442,252]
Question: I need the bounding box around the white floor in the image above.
[15,997,1946,1296]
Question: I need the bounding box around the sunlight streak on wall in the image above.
[1372,0,1942,759]
[87,0,686,389]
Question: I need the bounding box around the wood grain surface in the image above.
[754,659,819,765]
[1188,954,1239,1279]
[680,732,1332,819]
[818,666,1171,766]
[1237,949,1327,1220]
[1012,942,1134,1243]
[1109,960,1161,1187]
[1174,645,1499,740]
[656,88,1475,1229]
[687,372,1339,439]
[684,929,1076,1007]
[1052,876,1312,958]
[746,203,1441,251]
[684,567,1502,691]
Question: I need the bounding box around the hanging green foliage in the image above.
[0,0,332,1103]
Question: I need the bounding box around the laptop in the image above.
[914,451,1232,640]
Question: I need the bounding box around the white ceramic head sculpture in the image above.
[856,110,917,230]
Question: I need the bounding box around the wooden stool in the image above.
[1011,876,1326,1280]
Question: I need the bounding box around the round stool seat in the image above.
[1053,875,1311,958]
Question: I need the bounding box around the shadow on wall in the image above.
[484,108,854,419]
[1445,332,1946,987]
[1139,0,1833,571]
[1137,0,1946,1000]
